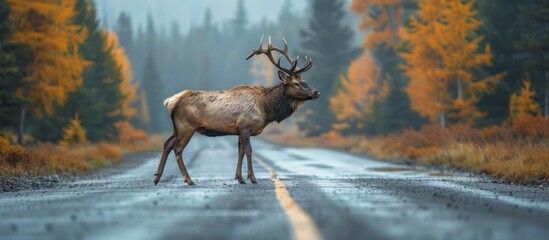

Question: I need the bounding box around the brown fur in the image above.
[154,36,318,185]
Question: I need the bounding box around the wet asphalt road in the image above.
[1,136,549,240]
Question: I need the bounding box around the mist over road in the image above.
[1,136,549,240]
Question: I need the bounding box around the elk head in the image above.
[246,36,319,100]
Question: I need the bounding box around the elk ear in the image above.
[278,71,290,84]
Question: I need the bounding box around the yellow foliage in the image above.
[350,0,403,49]
[330,54,381,130]
[59,114,88,146]
[0,143,122,177]
[114,121,148,145]
[400,0,505,124]
[509,80,540,119]
[6,0,89,116]
[104,30,138,120]
[0,135,10,151]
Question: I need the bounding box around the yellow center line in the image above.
[255,157,324,240]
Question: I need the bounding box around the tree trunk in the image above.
[439,112,446,128]
[438,91,446,128]
[544,69,549,117]
[457,78,463,100]
[17,107,26,145]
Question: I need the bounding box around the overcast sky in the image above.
[93,0,308,34]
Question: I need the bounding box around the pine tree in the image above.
[0,0,26,132]
[232,0,248,36]
[36,0,130,142]
[115,12,133,61]
[515,0,549,117]
[476,0,522,125]
[6,0,89,144]
[300,0,358,134]
[141,53,164,133]
[71,0,128,141]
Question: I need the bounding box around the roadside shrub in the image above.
[115,121,148,145]
[509,114,549,140]
[59,114,88,146]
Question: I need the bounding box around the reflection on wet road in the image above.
[1,136,549,240]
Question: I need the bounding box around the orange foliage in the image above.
[400,0,505,125]
[6,0,89,116]
[350,0,403,49]
[509,114,549,140]
[509,80,540,119]
[330,54,382,129]
[334,0,403,131]
[114,121,148,145]
[104,30,138,120]
[0,143,121,177]
[59,114,88,146]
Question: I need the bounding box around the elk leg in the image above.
[235,137,245,184]
[241,132,257,184]
[154,134,176,185]
[174,131,194,185]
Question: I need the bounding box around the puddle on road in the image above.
[368,167,418,172]
[428,172,454,177]
[368,167,454,177]
[306,163,332,169]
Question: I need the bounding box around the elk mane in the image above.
[263,84,305,123]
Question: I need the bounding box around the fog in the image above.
[93,0,308,34]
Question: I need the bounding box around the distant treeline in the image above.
[329,0,548,135]
[1,0,547,145]
[0,0,139,144]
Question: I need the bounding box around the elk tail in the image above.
[163,90,187,114]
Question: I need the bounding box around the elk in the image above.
[153,36,318,185]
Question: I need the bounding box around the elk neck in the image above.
[263,84,305,123]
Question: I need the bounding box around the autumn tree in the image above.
[510,79,540,119]
[105,30,137,122]
[59,113,88,146]
[401,0,505,127]
[343,0,422,134]
[6,0,88,143]
[300,0,358,135]
[330,54,384,132]
[35,0,133,142]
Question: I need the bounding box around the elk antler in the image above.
[246,35,313,76]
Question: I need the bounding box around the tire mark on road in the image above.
[255,157,323,240]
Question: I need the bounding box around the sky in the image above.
[93,0,308,34]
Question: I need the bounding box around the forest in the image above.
[0,0,548,182]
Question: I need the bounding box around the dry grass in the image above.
[0,131,165,178]
[262,115,549,184]
[0,143,121,177]
[421,141,549,183]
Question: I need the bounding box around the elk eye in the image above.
[293,83,300,87]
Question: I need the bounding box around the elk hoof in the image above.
[248,175,257,184]
[185,179,194,185]
[153,174,160,185]
[235,175,246,184]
